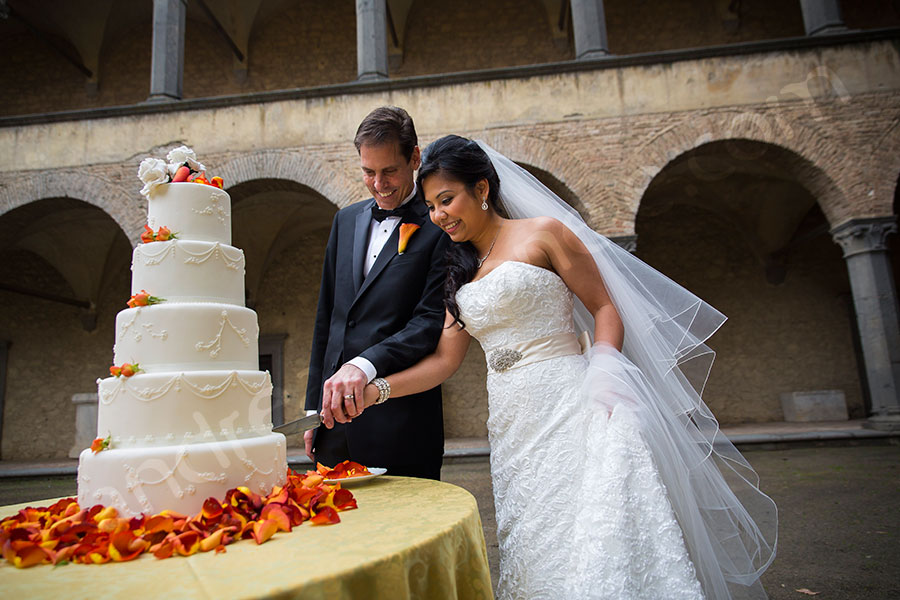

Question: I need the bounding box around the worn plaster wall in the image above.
[0,249,129,459]
[636,204,863,423]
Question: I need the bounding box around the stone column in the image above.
[356,0,388,82]
[831,217,900,431]
[571,0,609,60]
[798,0,847,36]
[147,0,186,102]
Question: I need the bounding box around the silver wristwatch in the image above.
[371,377,391,404]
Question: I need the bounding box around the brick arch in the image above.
[0,171,139,244]
[619,110,851,228]
[216,150,358,209]
[869,117,900,215]
[477,129,602,222]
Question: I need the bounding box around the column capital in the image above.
[830,217,897,258]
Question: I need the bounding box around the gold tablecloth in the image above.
[0,476,494,600]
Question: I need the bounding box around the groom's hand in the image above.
[322,363,367,427]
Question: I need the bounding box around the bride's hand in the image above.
[363,383,379,409]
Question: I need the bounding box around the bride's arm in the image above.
[322,310,471,427]
[539,218,624,350]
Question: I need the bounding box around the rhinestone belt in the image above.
[486,331,589,374]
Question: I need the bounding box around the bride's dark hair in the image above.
[417,135,502,328]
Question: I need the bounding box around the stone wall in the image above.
[636,204,864,423]
[7,0,897,117]
[0,249,129,459]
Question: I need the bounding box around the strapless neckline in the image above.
[464,260,559,288]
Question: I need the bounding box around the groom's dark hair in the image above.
[354,106,418,162]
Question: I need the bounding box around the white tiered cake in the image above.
[77,161,287,518]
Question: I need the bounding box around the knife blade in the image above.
[273,413,323,436]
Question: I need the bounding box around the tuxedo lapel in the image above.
[355,201,428,301]
[351,200,374,294]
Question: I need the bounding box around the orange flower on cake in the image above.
[109,363,142,378]
[90,434,111,453]
[127,290,165,308]
[398,223,421,255]
[141,224,177,243]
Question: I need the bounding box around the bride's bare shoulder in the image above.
[512,216,563,233]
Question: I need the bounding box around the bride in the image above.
[321,135,777,599]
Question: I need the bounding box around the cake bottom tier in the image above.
[77,432,286,518]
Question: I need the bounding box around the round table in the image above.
[0,476,494,600]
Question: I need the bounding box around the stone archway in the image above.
[634,137,865,424]
[0,171,140,246]
[216,150,359,210]
[619,109,853,229]
[477,129,597,223]
[0,195,132,461]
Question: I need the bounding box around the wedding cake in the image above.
[77,147,287,518]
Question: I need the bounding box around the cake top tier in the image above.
[138,146,231,244]
[147,183,232,244]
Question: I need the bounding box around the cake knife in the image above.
[273,413,324,436]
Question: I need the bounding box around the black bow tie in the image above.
[372,202,412,222]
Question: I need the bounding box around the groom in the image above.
[304,106,449,480]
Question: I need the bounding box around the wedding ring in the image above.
[344,394,355,399]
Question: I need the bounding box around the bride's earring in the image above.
[481,197,489,211]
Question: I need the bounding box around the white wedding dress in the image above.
[457,260,706,600]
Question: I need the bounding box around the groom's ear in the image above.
[410,146,421,171]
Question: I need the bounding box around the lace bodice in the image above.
[456,261,576,351]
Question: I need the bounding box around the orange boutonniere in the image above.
[398,223,420,255]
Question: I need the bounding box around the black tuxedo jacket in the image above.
[305,196,450,470]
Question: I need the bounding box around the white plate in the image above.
[324,467,387,485]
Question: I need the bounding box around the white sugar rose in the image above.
[166,145,206,176]
[138,157,169,198]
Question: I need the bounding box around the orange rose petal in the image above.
[7,541,50,568]
[143,514,175,535]
[265,486,288,505]
[310,506,340,525]
[260,505,291,532]
[173,531,200,556]
[332,488,358,511]
[50,544,77,565]
[201,498,223,521]
[158,509,188,521]
[198,527,232,552]
[108,531,148,562]
[97,517,128,534]
[301,473,324,488]
[93,506,118,523]
[251,519,278,545]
